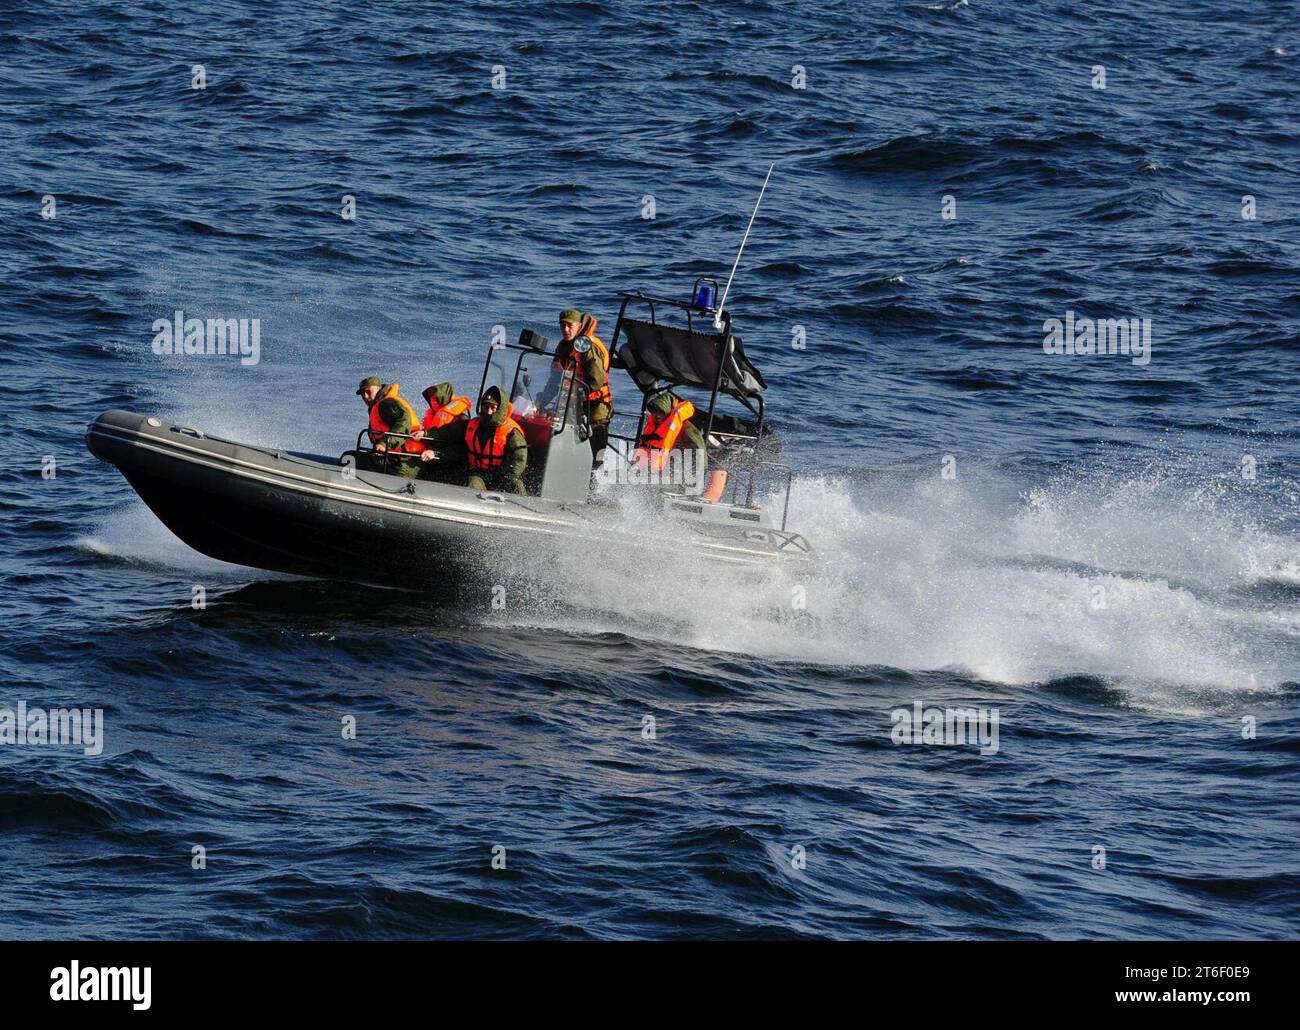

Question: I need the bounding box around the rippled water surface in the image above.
[0,0,1297,939]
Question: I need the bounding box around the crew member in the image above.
[465,385,528,495]
[414,381,472,481]
[632,389,707,486]
[357,375,422,476]
[554,308,612,466]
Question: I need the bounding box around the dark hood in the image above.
[423,382,454,408]
[647,390,677,416]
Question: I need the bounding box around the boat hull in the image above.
[87,411,811,590]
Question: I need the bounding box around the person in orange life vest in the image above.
[412,381,471,480]
[464,385,528,495]
[551,308,612,466]
[633,389,707,483]
[357,374,422,477]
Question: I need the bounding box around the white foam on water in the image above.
[77,502,263,579]
[498,458,1299,709]
[1010,460,1297,592]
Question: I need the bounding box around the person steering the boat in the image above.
[357,375,423,477]
[464,385,528,495]
[413,381,472,482]
[632,388,707,487]
[541,308,613,468]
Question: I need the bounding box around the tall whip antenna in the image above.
[715,162,775,329]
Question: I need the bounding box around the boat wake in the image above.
[488,454,1299,711]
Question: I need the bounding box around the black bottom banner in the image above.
[0,939,1288,1016]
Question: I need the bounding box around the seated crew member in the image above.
[541,308,612,468]
[632,389,707,489]
[357,374,423,477]
[414,381,472,481]
[464,385,527,495]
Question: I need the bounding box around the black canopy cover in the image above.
[613,317,767,399]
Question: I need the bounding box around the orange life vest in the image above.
[634,398,696,471]
[421,394,471,431]
[583,334,612,407]
[368,384,424,453]
[465,405,525,472]
[558,316,612,408]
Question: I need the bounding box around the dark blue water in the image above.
[1,0,1297,939]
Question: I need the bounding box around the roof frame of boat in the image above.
[606,284,769,447]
